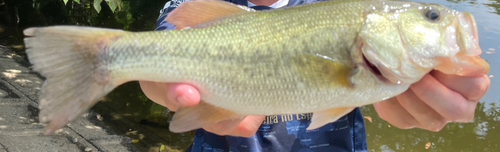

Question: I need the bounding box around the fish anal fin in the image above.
[169,101,245,133]
[166,0,254,30]
[293,54,356,89]
[307,107,355,130]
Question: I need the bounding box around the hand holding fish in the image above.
[139,81,265,137]
[139,81,201,111]
[374,71,490,131]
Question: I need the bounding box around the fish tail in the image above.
[23,26,128,135]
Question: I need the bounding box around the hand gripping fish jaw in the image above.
[356,4,489,86]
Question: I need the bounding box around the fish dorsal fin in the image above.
[166,0,255,29]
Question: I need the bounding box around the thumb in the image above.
[165,83,201,110]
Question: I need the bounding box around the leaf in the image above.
[132,139,140,144]
[63,0,69,5]
[425,142,431,149]
[94,0,103,13]
[108,1,117,12]
[74,0,80,4]
[159,145,165,152]
[363,116,372,123]
[105,0,122,13]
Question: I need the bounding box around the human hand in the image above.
[139,81,264,137]
[373,70,490,131]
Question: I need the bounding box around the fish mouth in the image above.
[456,12,481,56]
[361,53,392,84]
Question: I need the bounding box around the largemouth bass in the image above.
[23,0,489,135]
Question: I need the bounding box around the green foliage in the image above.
[63,0,122,13]
[63,0,80,4]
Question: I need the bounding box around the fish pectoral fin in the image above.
[293,54,356,88]
[307,107,356,130]
[169,101,246,133]
[166,0,255,30]
[434,54,490,77]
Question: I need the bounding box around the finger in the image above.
[203,117,246,136]
[373,98,419,129]
[139,81,174,109]
[396,90,446,132]
[203,116,265,137]
[410,74,476,122]
[229,116,265,137]
[431,70,490,101]
[166,84,201,108]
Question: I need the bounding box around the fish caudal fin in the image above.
[23,26,127,135]
[307,107,355,130]
[169,101,245,133]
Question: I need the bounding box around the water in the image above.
[1,0,500,151]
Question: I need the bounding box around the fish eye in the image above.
[425,9,440,21]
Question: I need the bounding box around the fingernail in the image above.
[176,95,189,105]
